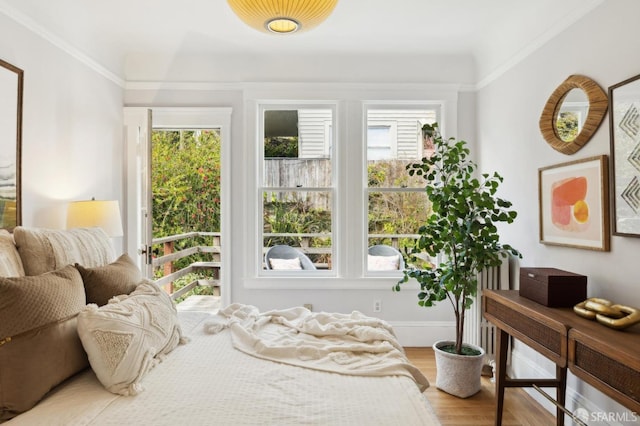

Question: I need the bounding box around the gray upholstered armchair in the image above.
[264,245,316,270]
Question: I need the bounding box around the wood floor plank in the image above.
[404,347,556,425]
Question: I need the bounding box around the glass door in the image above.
[123,107,232,305]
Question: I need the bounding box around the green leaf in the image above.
[394,121,520,350]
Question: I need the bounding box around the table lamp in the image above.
[67,198,123,237]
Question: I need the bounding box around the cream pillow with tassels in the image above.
[77,280,188,396]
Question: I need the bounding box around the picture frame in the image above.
[608,73,640,237]
[0,59,23,231]
[539,155,609,251]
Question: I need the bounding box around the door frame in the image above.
[123,107,232,306]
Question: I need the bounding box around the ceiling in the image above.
[0,0,604,85]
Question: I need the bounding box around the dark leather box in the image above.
[519,267,587,307]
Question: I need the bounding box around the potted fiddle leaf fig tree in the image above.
[394,122,520,398]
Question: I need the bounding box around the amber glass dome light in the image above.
[227,0,338,34]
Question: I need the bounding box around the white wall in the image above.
[124,52,477,86]
[123,46,478,340]
[0,13,123,247]
[125,82,471,346]
[477,0,640,422]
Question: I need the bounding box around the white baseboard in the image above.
[390,321,455,347]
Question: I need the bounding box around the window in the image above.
[250,95,451,286]
[260,105,335,272]
[367,123,397,160]
[365,106,440,272]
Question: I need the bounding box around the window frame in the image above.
[363,103,442,277]
[258,102,338,277]
[241,86,458,290]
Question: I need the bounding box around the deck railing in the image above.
[154,232,421,300]
[152,231,221,300]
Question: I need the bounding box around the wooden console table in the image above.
[482,290,640,426]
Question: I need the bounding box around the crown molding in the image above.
[475,0,606,90]
[0,1,124,87]
[125,80,466,94]
[2,0,605,93]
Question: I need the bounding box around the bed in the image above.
[0,226,440,425]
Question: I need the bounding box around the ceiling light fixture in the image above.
[227,0,338,34]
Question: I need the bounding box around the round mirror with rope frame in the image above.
[539,75,608,155]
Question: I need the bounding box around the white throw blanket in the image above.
[205,304,429,391]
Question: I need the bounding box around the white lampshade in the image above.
[67,199,123,237]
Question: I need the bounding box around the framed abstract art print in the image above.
[539,155,609,251]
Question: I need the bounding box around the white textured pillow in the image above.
[13,226,115,276]
[269,257,302,270]
[76,280,186,396]
[368,254,400,271]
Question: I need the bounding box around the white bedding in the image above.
[215,304,429,390]
[8,310,440,425]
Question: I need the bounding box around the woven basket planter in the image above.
[433,340,485,398]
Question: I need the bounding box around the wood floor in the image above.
[405,347,556,425]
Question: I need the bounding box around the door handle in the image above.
[138,245,153,265]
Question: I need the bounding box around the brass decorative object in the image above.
[584,298,624,318]
[539,75,608,155]
[574,298,609,319]
[596,305,640,330]
[574,297,640,330]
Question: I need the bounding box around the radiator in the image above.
[463,258,509,362]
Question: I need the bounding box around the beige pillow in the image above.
[0,230,24,277]
[368,254,400,271]
[77,280,186,396]
[269,257,302,270]
[76,253,142,306]
[13,226,115,276]
[0,265,88,421]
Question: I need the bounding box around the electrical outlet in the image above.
[373,299,381,313]
[304,303,313,311]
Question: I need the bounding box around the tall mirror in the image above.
[0,59,23,230]
[539,75,608,155]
